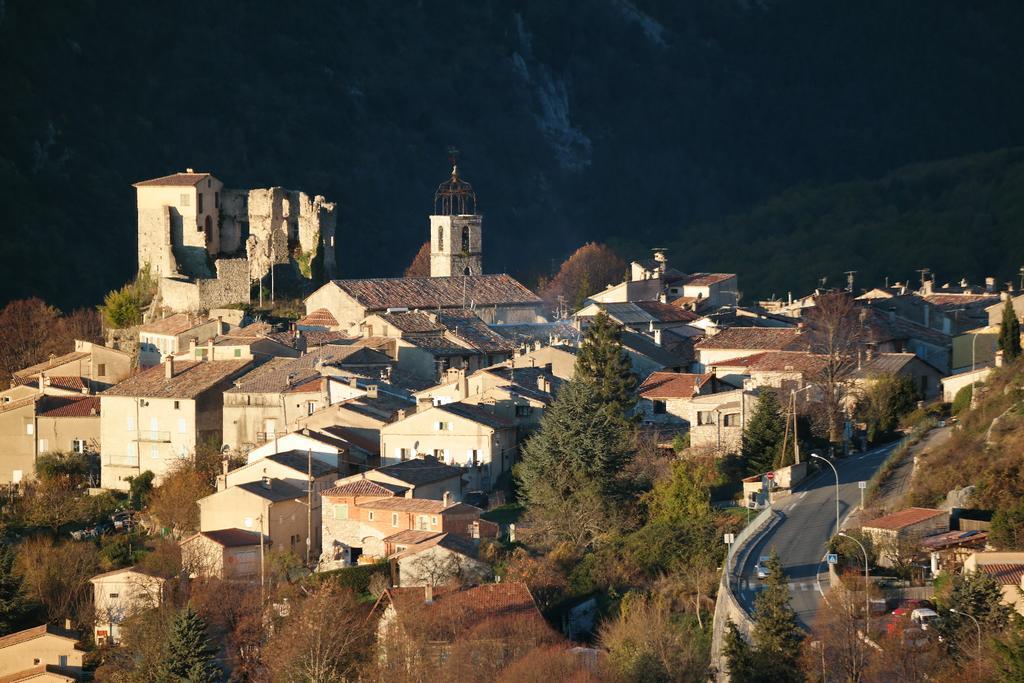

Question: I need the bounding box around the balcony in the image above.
[131,430,171,443]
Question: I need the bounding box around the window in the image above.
[307,401,316,416]
[723,413,740,427]
[696,411,713,426]
[368,511,375,521]
[197,192,204,213]
[461,225,470,252]
[127,416,135,431]
[97,363,106,377]
[653,400,667,414]
[418,515,429,530]
[333,504,348,520]
[397,447,411,461]
[72,439,86,454]
[431,516,438,527]
[173,400,180,410]
[468,449,480,467]
[234,348,241,358]
[438,227,444,251]
[391,513,399,528]
[435,421,450,431]
[433,448,445,461]
[109,593,119,599]
[177,418,186,434]
[214,191,220,208]
[150,445,159,459]
[515,404,532,417]
[25,423,33,436]
[58,656,67,668]
[180,193,190,207]
[37,439,48,453]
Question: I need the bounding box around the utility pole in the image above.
[258,513,266,603]
[306,448,313,567]
[845,270,856,292]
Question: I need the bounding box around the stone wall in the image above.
[159,258,250,312]
[244,187,337,281]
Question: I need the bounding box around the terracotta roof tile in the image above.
[14,351,90,379]
[139,313,207,336]
[747,351,828,374]
[322,480,404,498]
[297,308,339,328]
[191,528,262,547]
[634,300,701,323]
[436,310,514,354]
[329,274,541,311]
[36,396,100,418]
[353,497,480,515]
[436,401,516,430]
[384,530,443,545]
[863,507,947,531]
[975,563,1024,586]
[133,171,211,187]
[386,582,544,641]
[695,327,805,350]
[374,456,466,486]
[43,376,88,392]
[102,360,251,399]
[0,624,80,651]
[376,312,445,334]
[639,372,713,399]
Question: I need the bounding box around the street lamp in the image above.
[949,608,982,667]
[838,531,870,636]
[810,453,840,537]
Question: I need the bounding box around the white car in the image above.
[911,608,939,631]
[755,556,771,579]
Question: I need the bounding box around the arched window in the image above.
[463,266,471,276]
[438,227,444,251]
[461,225,470,252]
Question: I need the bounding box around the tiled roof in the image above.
[328,274,541,311]
[36,396,100,418]
[13,351,90,379]
[0,394,37,415]
[319,425,380,455]
[404,334,478,356]
[374,456,466,486]
[302,330,350,347]
[436,310,514,354]
[376,311,445,334]
[133,171,210,187]
[477,365,562,395]
[234,479,306,502]
[102,360,251,399]
[863,507,947,531]
[680,273,735,287]
[0,623,80,650]
[262,450,338,478]
[436,401,516,430]
[226,347,369,394]
[861,307,951,347]
[139,312,208,336]
[0,664,78,682]
[43,376,88,392]
[706,353,767,368]
[922,293,999,308]
[386,582,543,641]
[297,308,339,328]
[390,531,478,560]
[284,377,323,394]
[323,479,405,498]
[919,529,987,551]
[384,530,442,545]
[620,331,692,368]
[975,563,1024,586]
[639,372,713,399]
[695,327,805,350]
[490,321,582,345]
[192,528,262,547]
[634,300,701,323]
[356,497,480,515]
[851,353,924,378]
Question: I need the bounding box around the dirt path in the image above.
[874,426,951,510]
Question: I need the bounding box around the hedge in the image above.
[312,561,389,594]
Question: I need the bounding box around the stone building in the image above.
[134,170,337,311]
[430,165,482,278]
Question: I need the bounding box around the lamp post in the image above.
[838,531,870,636]
[811,453,840,537]
[950,608,982,669]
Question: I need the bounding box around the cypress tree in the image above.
[722,620,755,682]
[741,390,787,475]
[997,297,1021,361]
[160,605,218,682]
[0,544,26,635]
[574,310,638,419]
[750,550,804,682]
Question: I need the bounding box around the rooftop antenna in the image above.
[1018,266,1024,292]
[916,268,931,287]
[844,270,856,292]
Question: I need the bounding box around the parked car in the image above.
[70,527,96,541]
[755,556,771,579]
[910,608,940,631]
[111,510,136,530]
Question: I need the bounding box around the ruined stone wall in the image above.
[137,205,178,277]
[243,187,337,281]
[218,189,249,256]
[159,258,250,312]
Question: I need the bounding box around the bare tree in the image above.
[805,291,863,446]
[806,585,873,682]
[146,461,212,539]
[16,536,99,624]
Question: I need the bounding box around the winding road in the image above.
[734,443,899,630]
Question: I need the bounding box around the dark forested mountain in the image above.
[3,1,1024,308]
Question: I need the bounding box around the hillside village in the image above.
[1,163,1024,681]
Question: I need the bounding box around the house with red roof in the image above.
[0,623,85,680]
[963,552,1024,615]
[862,507,949,568]
[637,371,723,425]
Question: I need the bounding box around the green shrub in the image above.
[313,562,388,594]
[952,384,973,415]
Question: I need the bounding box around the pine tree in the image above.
[948,569,1011,631]
[741,390,787,475]
[722,620,755,682]
[750,550,804,682]
[997,297,1021,361]
[574,310,638,419]
[0,544,26,635]
[160,606,218,682]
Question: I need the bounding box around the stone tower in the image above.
[429,165,482,278]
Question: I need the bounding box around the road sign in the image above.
[858,481,867,489]
[826,553,838,565]
[766,471,775,481]
[724,533,735,545]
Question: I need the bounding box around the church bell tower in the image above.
[429,160,482,278]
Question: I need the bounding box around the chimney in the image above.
[349,377,359,388]
[1001,291,1011,301]
[417,396,433,413]
[443,491,452,508]
[397,409,407,420]
[206,338,214,361]
[537,374,551,394]
[366,385,379,399]
[262,476,272,490]
[38,375,45,393]
[424,584,433,604]
[865,345,875,361]
[217,315,223,332]
[653,328,662,347]
[460,369,469,399]
[64,619,72,631]
[186,167,195,173]
[189,337,197,355]
[164,356,175,379]
[658,291,668,304]
[986,277,996,293]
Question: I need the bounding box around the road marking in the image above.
[797,491,808,500]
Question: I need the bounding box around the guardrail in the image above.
[709,506,781,682]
